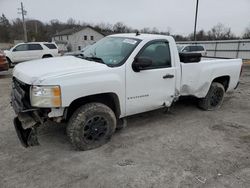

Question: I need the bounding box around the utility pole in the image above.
[193,0,199,41]
[18,2,28,42]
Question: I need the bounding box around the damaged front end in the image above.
[11,78,44,147]
[14,114,39,147]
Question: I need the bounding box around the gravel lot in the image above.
[0,66,249,188]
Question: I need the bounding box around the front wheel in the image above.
[67,103,116,151]
[198,82,225,111]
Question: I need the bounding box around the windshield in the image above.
[177,45,184,52]
[82,37,141,66]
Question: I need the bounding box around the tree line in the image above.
[0,14,250,43]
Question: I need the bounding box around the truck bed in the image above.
[180,58,242,98]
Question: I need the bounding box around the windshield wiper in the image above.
[84,56,105,64]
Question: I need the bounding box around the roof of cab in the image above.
[109,33,173,41]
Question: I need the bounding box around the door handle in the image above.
[163,74,174,79]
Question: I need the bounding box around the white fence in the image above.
[177,39,250,60]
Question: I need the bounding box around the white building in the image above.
[52,26,105,52]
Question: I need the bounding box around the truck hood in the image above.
[13,56,108,85]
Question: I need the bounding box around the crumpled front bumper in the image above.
[11,78,40,147]
[14,116,39,147]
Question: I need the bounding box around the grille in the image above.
[11,78,31,113]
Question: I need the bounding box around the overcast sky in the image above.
[1,0,250,36]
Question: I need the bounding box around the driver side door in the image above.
[125,40,176,116]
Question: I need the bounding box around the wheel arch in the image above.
[65,92,121,121]
[212,75,230,91]
[6,56,12,62]
[42,54,53,58]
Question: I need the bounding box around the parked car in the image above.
[0,50,9,72]
[177,44,207,56]
[4,42,60,67]
[11,34,242,151]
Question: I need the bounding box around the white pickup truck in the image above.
[11,33,242,150]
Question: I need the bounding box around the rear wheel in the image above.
[198,82,225,111]
[67,103,116,151]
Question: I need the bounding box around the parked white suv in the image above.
[177,44,207,56]
[4,42,59,67]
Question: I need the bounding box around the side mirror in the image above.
[12,48,17,52]
[132,57,152,72]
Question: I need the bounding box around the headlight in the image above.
[30,85,61,107]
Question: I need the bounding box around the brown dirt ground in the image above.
[0,66,249,188]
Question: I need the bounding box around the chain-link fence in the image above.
[177,39,250,60]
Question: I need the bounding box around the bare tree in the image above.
[26,19,45,41]
[243,24,250,39]
[1,14,246,44]
[140,27,151,33]
[173,34,188,41]
[140,27,160,34]
[164,26,172,35]
[0,14,11,42]
[208,23,235,40]
[9,18,23,41]
[113,22,129,33]
[189,29,208,41]
[67,18,76,26]
[95,22,113,32]
[151,27,159,34]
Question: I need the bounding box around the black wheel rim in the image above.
[82,116,108,143]
[210,88,223,107]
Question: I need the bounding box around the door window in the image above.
[14,44,28,51]
[28,44,43,50]
[183,46,190,52]
[196,46,204,51]
[190,46,198,52]
[137,41,171,68]
[44,43,57,49]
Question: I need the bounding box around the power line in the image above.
[18,2,28,42]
